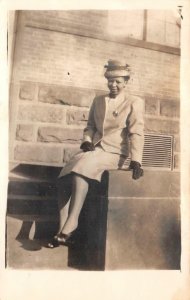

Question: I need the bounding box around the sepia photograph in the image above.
[6,9,182,272]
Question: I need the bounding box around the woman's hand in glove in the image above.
[129,161,144,180]
[80,141,95,152]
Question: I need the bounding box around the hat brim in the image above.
[104,69,130,78]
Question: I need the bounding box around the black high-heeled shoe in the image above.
[56,229,77,246]
[47,236,59,248]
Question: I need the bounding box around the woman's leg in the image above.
[60,173,89,235]
[56,176,72,234]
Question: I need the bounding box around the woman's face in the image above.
[107,76,128,97]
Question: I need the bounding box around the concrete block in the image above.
[38,127,83,143]
[66,110,89,125]
[16,124,34,142]
[14,144,62,163]
[105,197,180,269]
[108,170,180,198]
[69,170,180,270]
[160,101,180,118]
[145,118,179,134]
[145,97,159,115]
[38,85,95,107]
[105,170,181,269]
[174,136,180,152]
[64,147,80,162]
[18,105,64,123]
[19,82,37,101]
[174,154,180,169]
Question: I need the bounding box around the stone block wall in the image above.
[13,82,94,165]
[9,10,180,170]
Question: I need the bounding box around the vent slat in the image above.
[144,138,172,141]
[143,164,172,167]
[143,150,172,154]
[144,134,172,138]
[143,163,172,165]
[129,133,173,170]
[144,142,171,145]
[143,149,172,152]
[146,162,172,164]
[143,154,171,156]
[143,152,172,154]
[142,159,172,163]
[144,144,172,147]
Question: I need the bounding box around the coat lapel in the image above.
[100,95,107,122]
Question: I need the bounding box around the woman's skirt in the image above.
[58,146,126,182]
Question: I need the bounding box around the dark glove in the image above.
[129,161,144,180]
[80,141,95,152]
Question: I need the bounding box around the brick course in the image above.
[14,144,62,163]
[16,124,35,142]
[38,127,83,143]
[63,147,80,162]
[18,105,64,123]
[145,97,159,115]
[38,85,95,108]
[174,136,180,152]
[174,154,180,169]
[145,118,179,134]
[160,100,180,118]
[19,81,37,101]
[66,110,89,125]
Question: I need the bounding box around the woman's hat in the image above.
[104,59,130,78]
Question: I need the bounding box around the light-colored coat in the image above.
[83,90,144,164]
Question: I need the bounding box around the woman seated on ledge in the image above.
[48,59,144,248]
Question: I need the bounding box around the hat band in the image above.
[104,66,129,71]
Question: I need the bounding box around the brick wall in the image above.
[9,10,180,170]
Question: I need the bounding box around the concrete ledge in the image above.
[106,197,180,269]
[108,170,180,198]
[105,170,181,270]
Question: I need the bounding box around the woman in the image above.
[48,59,144,248]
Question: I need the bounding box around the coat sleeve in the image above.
[127,97,144,164]
[82,98,97,143]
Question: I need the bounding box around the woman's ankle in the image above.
[61,218,78,235]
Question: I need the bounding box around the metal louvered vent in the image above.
[142,134,173,170]
[123,134,173,170]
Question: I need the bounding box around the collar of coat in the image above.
[104,88,132,109]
